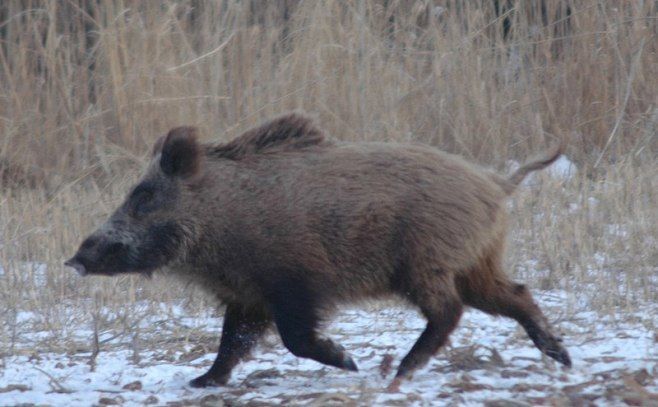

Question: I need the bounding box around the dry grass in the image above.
[0,0,656,351]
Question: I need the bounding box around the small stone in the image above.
[0,384,30,392]
[122,380,142,391]
[143,395,159,405]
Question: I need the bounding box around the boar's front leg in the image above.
[189,303,271,388]
[264,277,358,372]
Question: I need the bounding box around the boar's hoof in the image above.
[342,355,359,372]
[535,332,572,368]
[546,344,572,368]
[189,373,228,388]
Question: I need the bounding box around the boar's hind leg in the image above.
[458,271,572,367]
[489,283,571,367]
[189,303,271,388]
[265,279,358,372]
[394,280,463,380]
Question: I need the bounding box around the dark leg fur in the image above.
[264,276,357,371]
[189,303,271,388]
[460,277,571,367]
[498,284,571,367]
[395,300,463,379]
[395,301,462,378]
[389,266,464,383]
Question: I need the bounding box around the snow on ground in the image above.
[1,291,657,406]
[506,154,577,189]
[546,155,577,180]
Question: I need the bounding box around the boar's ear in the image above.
[159,126,202,179]
[152,134,166,156]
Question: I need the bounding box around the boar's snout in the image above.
[64,257,87,276]
[65,234,131,277]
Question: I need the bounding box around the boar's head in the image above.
[65,127,203,276]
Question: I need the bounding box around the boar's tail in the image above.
[499,140,565,195]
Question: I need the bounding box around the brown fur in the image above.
[67,112,571,389]
[503,140,565,193]
[209,112,328,160]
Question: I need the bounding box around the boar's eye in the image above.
[130,186,156,217]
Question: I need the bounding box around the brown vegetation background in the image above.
[0,1,656,349]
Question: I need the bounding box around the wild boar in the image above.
[65,112,571,389]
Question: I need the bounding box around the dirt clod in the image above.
[122,381,142,391]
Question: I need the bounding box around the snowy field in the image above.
[2,291,657,406]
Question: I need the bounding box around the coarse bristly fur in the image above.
[66,112,571,389]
